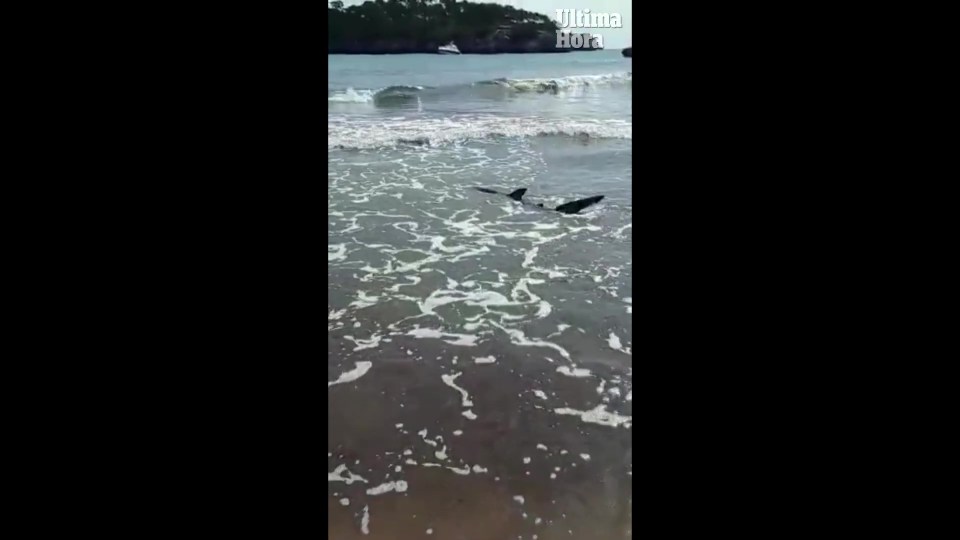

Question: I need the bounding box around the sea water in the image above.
[328,50,632,539]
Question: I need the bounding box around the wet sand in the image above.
[328,346,632,539]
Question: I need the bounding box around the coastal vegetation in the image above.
[328,0,600,54]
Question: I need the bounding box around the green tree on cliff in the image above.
[328,0,560,49]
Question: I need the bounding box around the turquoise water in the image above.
[328,50,632,539]
[329,51,631,119]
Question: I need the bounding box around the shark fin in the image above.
[508,188,527,201]
[554,195,604,214]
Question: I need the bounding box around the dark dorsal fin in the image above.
[508,188,527,201]
[554,195,604,214]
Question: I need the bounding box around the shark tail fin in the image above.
[554,195,605,214]
[508,188,527,201]
[474,187,499,194]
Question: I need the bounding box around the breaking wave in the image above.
[328,85,425,104]
[476,72,632,93]
[329,114,631,150]
[328,72,631,104]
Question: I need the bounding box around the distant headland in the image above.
[328,0,603,54]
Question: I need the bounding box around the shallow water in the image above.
[329,50,632,539]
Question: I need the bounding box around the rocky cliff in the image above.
[328,0,601,54]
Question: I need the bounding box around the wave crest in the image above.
[477,72,632,93]
[328,87,376,103]
[328,84,425,105]
[329,115,631,150]
[328,72,631,103]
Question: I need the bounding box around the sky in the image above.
[335,0,633,49]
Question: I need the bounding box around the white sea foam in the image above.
[490,321,572,360]
[554,404,632,428]
[360,505,370,535]
[441,371,473,407]
[488,72,632,92]
[557,366,592,378]
[328,87,376,103]
[417,429,439,447]
[343,335,383,352]
[328,464,369,484]
[328,243,348,261]
[329,114,631,150]
[607,331,632,355]
[348,291,381,310]
[406,327,479,347]
[447,465,471,475]
[366,480,408,496]
[328,361,373,387]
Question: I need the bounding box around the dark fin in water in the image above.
[474,187,499,194]
[508,188,527,201]
[554,195,605,214]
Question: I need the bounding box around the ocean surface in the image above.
[328,50,632,539]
